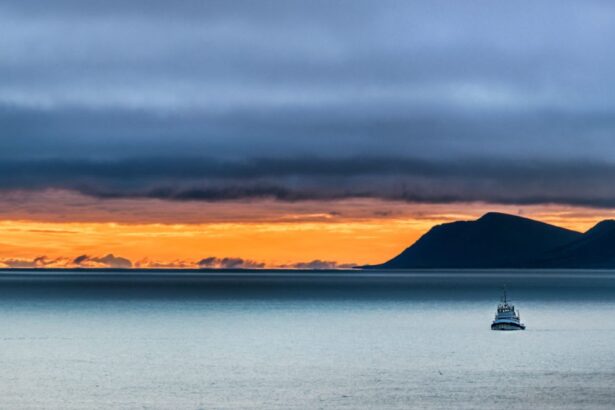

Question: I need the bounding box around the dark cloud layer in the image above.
[2,156,615,208]
[2,1,615,208]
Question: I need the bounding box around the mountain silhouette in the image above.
[534,220,615,268]
[371,212,585,269]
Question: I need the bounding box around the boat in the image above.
[491,289,525,331]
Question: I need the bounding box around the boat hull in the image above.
[491,322,525,331]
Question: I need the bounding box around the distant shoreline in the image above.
[0,267,361,274]
[1,267,615,274]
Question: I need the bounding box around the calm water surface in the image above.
[0,270,614,409]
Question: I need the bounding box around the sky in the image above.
[3,0,615,268]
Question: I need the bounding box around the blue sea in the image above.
[0,270,614,409]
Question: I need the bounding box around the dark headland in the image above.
[369,212,615,269]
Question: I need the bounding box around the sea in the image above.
[0,270,614,409]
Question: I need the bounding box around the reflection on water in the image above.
[0,270,614,409]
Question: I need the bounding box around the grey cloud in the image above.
[72,254,133,269]
[3,104,615,163]
[1,258,42,268]
[197,257,265,269]
[0,255,357,270]
[3,155,615,208]
[0,256,68,268]
[2,1,615,209]
[3,261,36,268]
[134,259,196,269]
[287,260,357,269]
[2,1,615,114]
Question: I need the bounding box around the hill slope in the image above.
[374,212,583,269]
[535,220,615,268]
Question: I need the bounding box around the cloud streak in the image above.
[2,156,615,208]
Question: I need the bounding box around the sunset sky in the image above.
[3,1,615,268]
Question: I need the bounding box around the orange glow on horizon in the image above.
[0,207,612,269]
[2,193,615,269]
[0,219,432,268]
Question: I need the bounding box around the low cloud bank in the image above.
[134,259,195,269]
[195,257,356,269]
[0,256,66,268]
[281,259,357,269]
[0,255,355,270]
[72,254,132,269]
[0,254,132,269]
[197,257,265,269]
